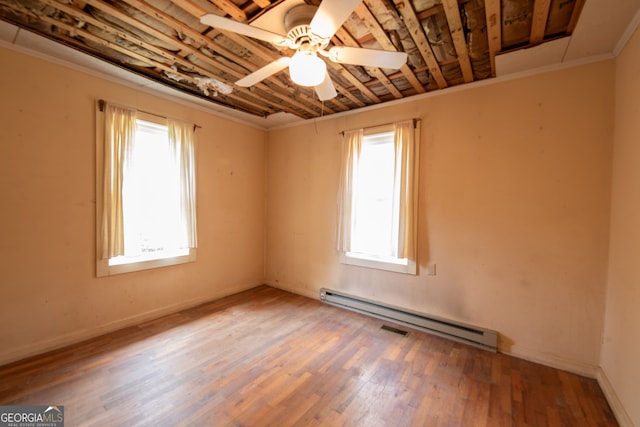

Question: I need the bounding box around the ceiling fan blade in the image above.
[236,57,291,87]
[200,14,288,46]
[309,0,362,40]
[327,46,408,69]
[315,74,337,101]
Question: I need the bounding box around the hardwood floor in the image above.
[0,285,617,426]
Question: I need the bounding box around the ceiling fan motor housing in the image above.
[284,5,328,50]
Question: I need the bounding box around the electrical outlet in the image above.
[427,263,437,276]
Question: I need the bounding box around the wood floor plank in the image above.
[0,285,618,426]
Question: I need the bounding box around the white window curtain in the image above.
[168,119,198,249]
[336,128,363,253]
[100,103,137,260]
[393,119,420,261]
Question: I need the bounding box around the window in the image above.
[96,102,197,276]
[337,120,419,274]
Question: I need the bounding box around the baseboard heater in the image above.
[319,288,498,352]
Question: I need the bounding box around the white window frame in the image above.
[95,105,196,277]
[339,123,418,275]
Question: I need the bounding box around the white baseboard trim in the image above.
[0,282,262,367]
[596,367,634,427]
[501,345,599,378]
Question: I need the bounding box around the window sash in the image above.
[350,132,397,258]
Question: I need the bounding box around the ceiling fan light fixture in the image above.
[289,51,326,87]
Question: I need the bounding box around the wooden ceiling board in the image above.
[0,0,585,119]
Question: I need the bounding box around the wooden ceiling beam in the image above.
[363,0,427,94]
[355,1,425,95]
[326,61,379,105]
[325,92,351,111]
[208,0,246,21]
[324,67,367,107]
[415,4,444,20]
[355,33,376,45]
[530,0,552,44]
[78,1,232,76]
[390,0,447,89]
[220,31,283,65]
[43,0,219,82]
[29,7,274,115]
[171,0,209,20]
[42,0,176,64]
[441,0,474,83]
[484,0,502,77]
[252,0,272,8]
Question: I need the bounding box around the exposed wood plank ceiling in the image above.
[0,0,585,120]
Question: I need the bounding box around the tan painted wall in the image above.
[266,61,614,374]
[601,26,640,427]
[0,32,635,423]
[1,37,630,419]
[0,46,266,365]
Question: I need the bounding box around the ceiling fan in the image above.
[200,0,408,101]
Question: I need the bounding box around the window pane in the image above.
[350,132,397,259]
[111,120,184,264]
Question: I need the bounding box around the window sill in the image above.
[96,249,196,277]
[340,252,417,275]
